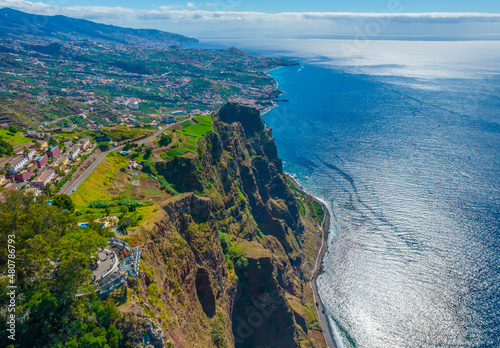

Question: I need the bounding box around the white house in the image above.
[68,145,80,160]
[126,99,139,110]
[79,138,90,150]
[6,156,28,174]
[17,148,37,160]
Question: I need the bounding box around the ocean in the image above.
[192,38,500,347]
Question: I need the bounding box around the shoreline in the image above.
[261,65,288,116]
[260,101,277,116]
[286,174,338,348]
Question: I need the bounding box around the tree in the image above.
[33,139,41,149]
[44,182,53,197]
[121,216,133,231]
[144,147,152,159]
[120,205,128,215]
[0,137,13,156]
[5,162,11,169]
[0,190,119,347]
[159,134,172,147]
[124,142,132,151]
[52,194,74,212]
[8,125,16,133]
[48,137,58,146]
[97,142,110,151]
[23,146,29,155]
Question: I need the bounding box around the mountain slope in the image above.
[0,7,198,47]
[124,103,328,347]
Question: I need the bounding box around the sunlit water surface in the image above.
[192,38,500,347]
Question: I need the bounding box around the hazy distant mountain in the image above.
[0,7,198,47]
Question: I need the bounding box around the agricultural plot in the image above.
[179,115,212,139]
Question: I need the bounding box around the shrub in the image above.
[158,175,178,195]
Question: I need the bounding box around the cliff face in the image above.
[125,103,326,347]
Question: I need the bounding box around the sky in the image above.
[9,0,500,13]
[1,0,500,39]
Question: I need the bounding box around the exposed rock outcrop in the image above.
[129,103,326,347]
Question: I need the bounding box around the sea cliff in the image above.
[122,103,329,347]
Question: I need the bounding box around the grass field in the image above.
[157,116,213,159]
[0,129,32,146]
[71,152,129,207]
[102,126,148,142]
[163,141,197,159]
[179,116,212,139]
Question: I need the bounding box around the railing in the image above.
[94,240,141,298]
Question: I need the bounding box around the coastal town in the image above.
[0,7,330,348]
[0,34,293,132]
[0,16,296,206]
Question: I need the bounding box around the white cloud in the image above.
[0,0,499,38]
[2,0,499,23]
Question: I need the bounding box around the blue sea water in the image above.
[193,38,500,347]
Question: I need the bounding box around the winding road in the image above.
[62,117,192,196]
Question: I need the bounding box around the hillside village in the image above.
[0,125,94,197]
[0,8,330,348]
[0,36,294,131]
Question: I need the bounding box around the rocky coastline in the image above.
[287,174,337,348]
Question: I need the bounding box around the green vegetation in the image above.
[52,194,75,212]
[158,175,178,195]
[0,128,31,146]
[163,141,197,159]
[180,116,212,139]
[72,152,129,207]
[102,126,146,142]
[218,231,244,262]
[88,199,149,209]
[287,176,324,225]
[158,116,213,160]
[158,133,173,147]
[0,137,13,157]
[0,190,120,348]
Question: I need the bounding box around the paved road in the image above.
[63,117,192,196]
[64,145,124,196]
[47,115,72,125]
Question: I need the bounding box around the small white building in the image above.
[17,148,37,161]
[68,145,80,160]
[25,187,41,197]
[79,138,90,150]
[126,99,139,110]
[6,156,27,174]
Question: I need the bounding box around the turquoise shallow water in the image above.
[193,38,500,347]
